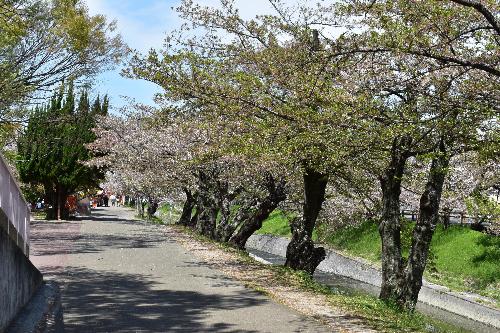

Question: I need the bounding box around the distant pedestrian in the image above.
[110,194,117,207]
[36,199,44,210]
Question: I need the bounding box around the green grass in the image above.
[255,210,292,236]
[31,210,47,220]
[325,221,500,305]
[320,220,382,263]
[428,225,500,303]
[256,210,319,240]
[133,202,181,225]
[156,202,181,223]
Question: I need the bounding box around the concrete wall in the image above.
[0,154,30,256]
[0,210,43,332]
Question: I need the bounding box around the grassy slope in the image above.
[257,212,500,305]
[256,210,319,240]
[429,225,500,302]
[255,210,292,236]
[325,221,500,304]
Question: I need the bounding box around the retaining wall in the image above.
[0,212,43,332]
[0,155,30,256]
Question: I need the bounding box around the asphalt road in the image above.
[30,207,330,333]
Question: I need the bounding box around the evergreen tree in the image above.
[91,94,102,115]
[17,83,106,220]
[101,95,109,115]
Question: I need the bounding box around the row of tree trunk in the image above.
[134,196,159,219]
[176,166,329,276]
[177,170,288,250]
[175,137,451,311]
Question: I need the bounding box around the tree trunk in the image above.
[177,188,197,226]
[196,169,219,239]
[45,184,57,220]
[214,182,241,242]
[137,196,146,218]
[219,201,254,243]
[285,168,327,275]
[378,137,410,302]
[228,200,277,249]
[229,177,286,249]
[398,140,450,311]
[147,198,159,219]
[141,200,147,218]
[46,184,69,220]
[197,205,218,238]
[188,208,199,228]
[214,196,235,242]
[441,207,451,229]
[57,186,62,221]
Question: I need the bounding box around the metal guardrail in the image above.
[0,154,30,257]
[402,210,498,225]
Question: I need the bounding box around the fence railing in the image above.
[401,210,498,225]
[0,154,30,257]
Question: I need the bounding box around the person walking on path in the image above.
[110,194,116,206]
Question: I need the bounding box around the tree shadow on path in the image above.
[30,216,167,257]
[44,266,276,333]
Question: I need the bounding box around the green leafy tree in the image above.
[17,82,107,219]
[0,0,126,123]
[126,5,372,274]
[333,0,499,310]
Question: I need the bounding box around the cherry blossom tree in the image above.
[330,0,499,309]
[88,109,198,217]
[90,0,498,311]
[125,0,377,275]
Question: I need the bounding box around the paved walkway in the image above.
[30,207,330,333]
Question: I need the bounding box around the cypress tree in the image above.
[17,83,106,220]
[101,94,109,115]
[91,94,102,114]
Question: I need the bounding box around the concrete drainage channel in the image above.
[246,235,500,333]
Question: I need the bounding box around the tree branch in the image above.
[449,0,500,36]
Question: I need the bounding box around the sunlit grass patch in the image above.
[256,210,292,236]
[322,221,500,306]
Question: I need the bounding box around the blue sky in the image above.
[86,0,178,112]
[86,0,278,112]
